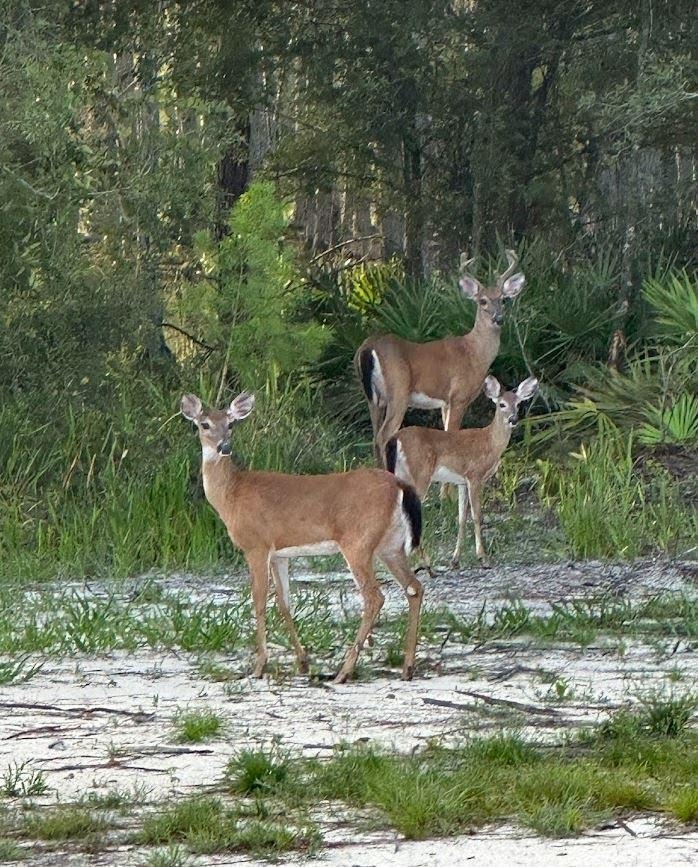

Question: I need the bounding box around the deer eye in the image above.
[200,421,210,430]
[228,421,234,430]
[499,402,507,409]
[479,299,488,306]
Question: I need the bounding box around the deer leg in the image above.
[415,543,435,578]
[379,551,423,680]
[270,557,308,674]
[368,401,386,464]
[440,400,467,501]
[376,395,409,467]
[468,480,490,567]
[438,407,451,501]
[444,399,467,433]
[451,483,470,569]
[334,553,384,683]
[246,550,271,677]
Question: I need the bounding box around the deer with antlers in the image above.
[356,250,525,464]
[181,391,424,683]
[385,375,538,567]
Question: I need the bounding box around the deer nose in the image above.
[217,440,231,456]
[493,312,504,326]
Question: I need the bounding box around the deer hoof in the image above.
[478,556,492,569]
[298,657,309,675]
[402,664,414,681]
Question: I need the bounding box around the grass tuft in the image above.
[172,708,223,744]
[0,838,25,861]
[667,787,698,824]
[1,761,47,798]
[521,797,590,837]
[140,794,319,856]
[226,748,289,795]
[21,806,109,841]
[0,656,43,686]
[140,796,224,846]
[141,845,193,867]
[467,733,542,767]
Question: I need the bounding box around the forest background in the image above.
[0,0,696,580]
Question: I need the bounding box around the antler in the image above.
[496,249,518,288]
[459,251,476,275]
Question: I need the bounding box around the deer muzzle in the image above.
[217,440,232,456]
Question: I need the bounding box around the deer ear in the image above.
[181,393,203,421]
[484,375,501,402]
[501,273,525,298]
[459,275,481,300]
[516,377,538,402]
[228,391,255,421]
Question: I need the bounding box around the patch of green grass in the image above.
[636,690,698,738]
[538,432,695,560]
[0,656,43,686]
[439,593,698,647]
[21,806,109,841]
[0,839,25,861]
[141,846,193,867]
[383,643,405,668]
[0,575,696,661]
[226,748,289,795]
[129,714,698,850]
[261,718,698,840]
[196,658,237,682]
[141,796,224,846]
[0,587,252,655]
[226,819,320,857]
[599,692,698,743]
[466,733,542,767]
[1,762,47,798]
[521,797,591,837]
[666,786,698,823]
[81,783,150,813]
[172,709,223,744]
[139,795,319,856]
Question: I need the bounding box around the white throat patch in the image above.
[202,445,220,463]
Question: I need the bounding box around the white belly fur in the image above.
[409,391,446,410]
[274,541,341,558]
[432,466,466,485]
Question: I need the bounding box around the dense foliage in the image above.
[0,1,695,578]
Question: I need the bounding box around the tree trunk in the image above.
[403,132,424,278]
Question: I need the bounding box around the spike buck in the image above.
[356,250,525,465]
[385,375,538,567]
[180,391,424,684]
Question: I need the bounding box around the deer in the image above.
[180,391,424,684]
[355,249,525,465]
[384,375,538,568]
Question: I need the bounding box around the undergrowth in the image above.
[0,583,695,659]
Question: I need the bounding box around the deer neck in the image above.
[464,310,501,367]
[201,447,239,514]
[489,412,514,455]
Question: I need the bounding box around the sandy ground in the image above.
[1,557,697,865]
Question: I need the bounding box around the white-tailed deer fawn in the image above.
[385,375,538,567]
[181,391,424,683]
[356,250,525,464]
